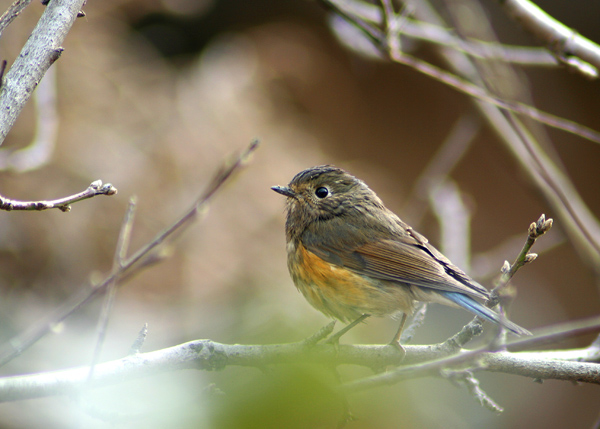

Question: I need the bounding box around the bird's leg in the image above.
[390,313,408,349]
[301,321,337,347]
[326,314,371,345]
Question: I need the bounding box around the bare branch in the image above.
[443,370,503,413]
[301,321,337,347]
[0,0,33,39]
[87,197,138,382]
[0,0,86,144]
[401,303,428,344]
[342,314,600,393]
[0,140,259,367]
[323,0,600,270]
[393,51,600,144]
[494,214,553,293]
[330,0,559,67]
[128,323,149,356]
[499,0,600,78]
[446,214,552,342]
[327,0,600,144]
[2,314,600,403]
[323,0,600,144]
[403,113,481,225]
[0,179,117,212]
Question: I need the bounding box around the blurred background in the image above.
[0,0,599,427]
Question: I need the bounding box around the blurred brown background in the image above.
[0,0,599,427]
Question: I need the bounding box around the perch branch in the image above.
[1,314,600,402]
[341,314,600,393]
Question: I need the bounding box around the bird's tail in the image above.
[440,291,531,336]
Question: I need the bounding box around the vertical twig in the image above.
[87,197,137,382]
[0,140,259,367]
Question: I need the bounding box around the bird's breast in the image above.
[286,240,416,322]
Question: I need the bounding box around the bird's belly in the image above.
[288,243,416,322]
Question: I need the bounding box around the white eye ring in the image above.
[315,187,329,198]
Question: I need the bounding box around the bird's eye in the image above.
[315,187,330,199]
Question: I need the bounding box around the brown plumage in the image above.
[273,165,530,338]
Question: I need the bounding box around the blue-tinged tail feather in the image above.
[440,291,531,336]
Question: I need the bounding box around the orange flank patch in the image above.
[288,243,414,322]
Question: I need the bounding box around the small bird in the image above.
[272,165,530,344]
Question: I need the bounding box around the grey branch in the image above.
[1,318,600,403]
[0,0,33,39]
[341,314,600,393]
[0,180,117,212]
[0,141,258,366]
[331,1,558,67]
[443,370,504,413]
[499,0,600,78]
[324,0,600,144]
[0,0,86,144]
[323,0,600,270]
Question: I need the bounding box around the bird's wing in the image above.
[303,226,489,300]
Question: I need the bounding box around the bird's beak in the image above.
[271,185,296,198]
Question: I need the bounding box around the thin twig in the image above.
[0,140,259,367]
[341,314,600,393]
[329,0,558,67]
[503,114,600,267]
[492,214,553,298]
[391,51,600,144]
[128,323,149,356]
[443,369,504,413]
[0,180,117,212]
[302,321,337,347]
[86,197,137,382]
[403,113,481,226]
[0,0,33,38]
[470,230,563,280]
[445,215,552,343]
[322,0,600,144]
[401,303,428,344]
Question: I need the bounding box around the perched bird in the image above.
[272,165,530,344]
